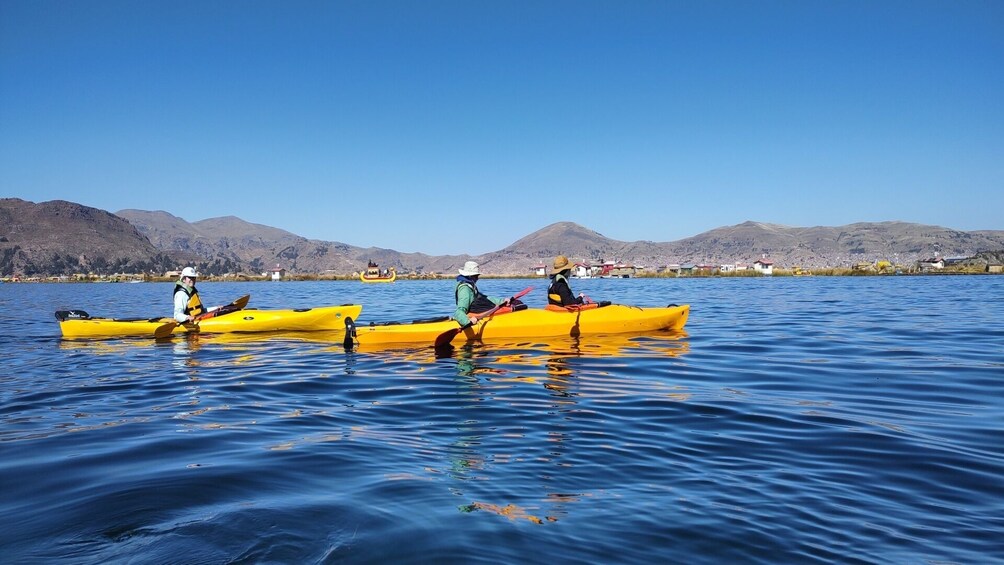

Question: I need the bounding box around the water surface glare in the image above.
[1,276,1002,563]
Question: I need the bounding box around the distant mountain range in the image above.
[3,197,1004,277]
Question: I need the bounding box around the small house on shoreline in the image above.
[753,258,774,275]
[572,262,592,278]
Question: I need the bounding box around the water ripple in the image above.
[2,277,1003,563]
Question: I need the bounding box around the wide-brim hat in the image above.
[551,255,570,274]
[459,261,480,277]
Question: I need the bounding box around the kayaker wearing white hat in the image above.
[454,261,511,328]
[173,266,217,323]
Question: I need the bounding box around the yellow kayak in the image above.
[56,304,363,339]
[343,304,689,349]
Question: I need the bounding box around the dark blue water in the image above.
[2,277,1002,563]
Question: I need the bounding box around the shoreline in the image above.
[4,269,1000,283]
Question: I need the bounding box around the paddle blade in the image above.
[154,321,178,339]
[434,327,463,348]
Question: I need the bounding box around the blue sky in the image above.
[2,1,1001,255]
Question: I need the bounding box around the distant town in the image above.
[4,253,1000,284]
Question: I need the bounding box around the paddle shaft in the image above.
[469,286,533,323]
[195,294,250,321]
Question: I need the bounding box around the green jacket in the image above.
[454,279,504,326]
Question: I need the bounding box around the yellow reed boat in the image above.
[360,262,396,283]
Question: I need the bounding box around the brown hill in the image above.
[474,222,625,274]
[502,222,621,257]
[659,221,1004,268]
[489,220,1004,271]
[117,209,472,276]
[0,198,175,276]
[4,198,1003,276]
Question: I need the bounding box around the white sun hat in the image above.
[458,261,480,277]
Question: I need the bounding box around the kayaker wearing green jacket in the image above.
[455,261,508,328]
[547,255,586,307]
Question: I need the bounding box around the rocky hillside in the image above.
[482,220,1004,271]
[0,198,176,276]
[117,209,472,276]
[4,199,1003,276]
[656,221,1004,267]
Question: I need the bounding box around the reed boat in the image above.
[360,262,396,283]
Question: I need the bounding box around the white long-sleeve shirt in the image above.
[173,289,193,323]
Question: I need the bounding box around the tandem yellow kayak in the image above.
[56,304,363,339]
[343,303,689,349]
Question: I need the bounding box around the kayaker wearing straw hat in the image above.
[547,255,587,307]
[454,261,512,328]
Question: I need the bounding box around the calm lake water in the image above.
[1,276,1002,564]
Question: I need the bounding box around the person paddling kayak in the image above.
[173,267,218,323]
[454,261,517,328]
[548,255,587,307]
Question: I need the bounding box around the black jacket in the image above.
[547,272,584,306]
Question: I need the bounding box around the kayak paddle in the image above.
[154,294,251,338]
[434,286,533,348]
